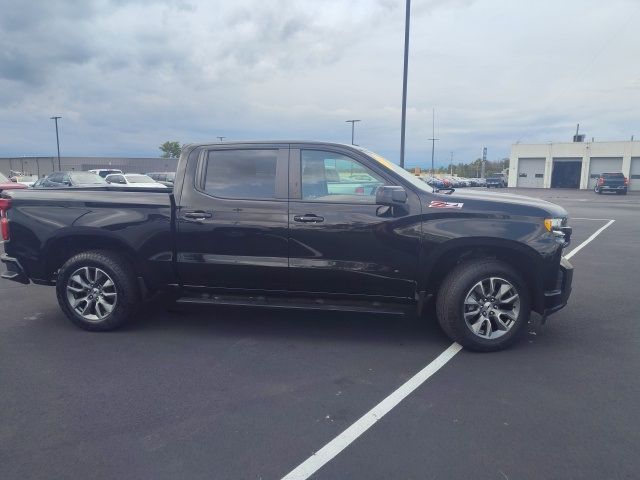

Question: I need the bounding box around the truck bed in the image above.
[2,187,175,287]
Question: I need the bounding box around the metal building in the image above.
[508,141,640,190]
[0,156,178,178]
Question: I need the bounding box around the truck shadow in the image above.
[127,301,452,348]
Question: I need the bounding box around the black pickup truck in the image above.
[1,142,573,351]
[593,172,628,195]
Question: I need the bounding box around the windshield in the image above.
[126,174,156,184]
[0,172,8,182]
[71,172,107,184]
[356,147,433,193]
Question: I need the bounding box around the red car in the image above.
[0,172,27,193]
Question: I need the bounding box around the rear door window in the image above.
[203,149,278,199]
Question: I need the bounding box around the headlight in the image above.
[545,217,572,247]
[544,218,564,232]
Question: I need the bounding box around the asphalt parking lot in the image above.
[1,188,639,480]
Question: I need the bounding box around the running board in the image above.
[177,293,408,316]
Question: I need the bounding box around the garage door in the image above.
[588,157,623,189]
[630,157,640,191]
[517,158,545,188]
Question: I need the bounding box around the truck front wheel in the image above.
[56,250,140,331]
[436,259,531,351]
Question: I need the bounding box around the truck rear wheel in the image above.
[436,259,531,352]
[56,250,140,331]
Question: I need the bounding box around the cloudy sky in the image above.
[1,0,639,167]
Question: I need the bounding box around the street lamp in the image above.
[345,120,361,145]
[50,116,62,171]
[399,0,411,168]
[428,108,438,175]
[217,136,226,142]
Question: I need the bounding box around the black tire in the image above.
[436,259,531,352]
[56,250,140,331]
[594,186,601,194]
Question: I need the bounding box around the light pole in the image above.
[450,151,454,175]
[345,120,361,145]
[217,136,226,142]
[399,0,411,168]
[50,116,62,171]
[428,108,439,175]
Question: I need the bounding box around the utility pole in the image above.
[428,108,439,175]
[345,120,361,145]
[481,147,487,178]
[50,116,62,171]
[450,151,454,175]
[217,136,226,142]
[399,0,411,168]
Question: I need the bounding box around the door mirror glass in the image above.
[375,185,407,206]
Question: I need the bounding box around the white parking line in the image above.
[571,217,615,221]
[283,218,616,480]
[281,343,463,480]
[565,219,615,260]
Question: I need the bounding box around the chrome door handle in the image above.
[183,211,212,220]
[293,214,324,223]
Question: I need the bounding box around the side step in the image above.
[177,292,408,316]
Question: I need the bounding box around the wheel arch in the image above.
[44,231,141,282]
[421,238,545,313]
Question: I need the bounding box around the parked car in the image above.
[88,169,124,178]
[422,176,446,190]
[1,141,573,352]
[35,171,107,188]
[11,175,39,187]
[0,171,27,193]
[594,172,628,195]
[486,174,507,188]
[105,173,167,188]
[146,172,176,187]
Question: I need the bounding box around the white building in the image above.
[508,141,640,190]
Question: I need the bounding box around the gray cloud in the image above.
[0,0,638,165]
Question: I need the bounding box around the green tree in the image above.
[159,141,181,159]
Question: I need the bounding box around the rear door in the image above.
[175,144,290,291]
[287,146,419,299]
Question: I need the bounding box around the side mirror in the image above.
[375,185,407,206]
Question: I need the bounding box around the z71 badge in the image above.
[428,200,464,209]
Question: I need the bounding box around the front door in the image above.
[175,145,289,291]
[287,146,419,300]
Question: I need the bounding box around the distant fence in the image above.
[0,157,178,178]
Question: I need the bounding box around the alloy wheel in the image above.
[463,277,520,339]
[66,266,117,322]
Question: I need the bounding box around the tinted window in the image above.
[48,173,63,183]
[108,175,126,184]
[71,172,107,184]
[301,150,385,203]
[204,149,278,199]
[602,172,624,178]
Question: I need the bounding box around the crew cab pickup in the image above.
[1,142,573,351]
